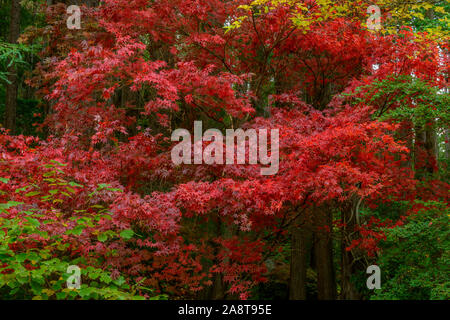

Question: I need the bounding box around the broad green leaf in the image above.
[120,229,134,240]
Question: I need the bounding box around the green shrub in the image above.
[372,201,450,300]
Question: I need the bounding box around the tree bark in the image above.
[340,201,364,300]
[210,273,225,299]
[414,124,438,178]
[289,213,312,300]
[425,125,439,173]
[4,0,21,134]
[313,207,336,300]
[341,245,361,300]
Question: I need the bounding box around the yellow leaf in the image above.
[435,7,446,14]
[42,289,55,296]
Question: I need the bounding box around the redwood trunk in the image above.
[414,124,438,178]
[314,207,336,300]
[289,214,312,300]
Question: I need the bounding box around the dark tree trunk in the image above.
[340,200,364,300]
[4,0,21,134]
[341,245,361,300]
[425,125,439,173]
[289,213,312,300]
[210,273,225,299]
[196,217,227,300]
[414,124,438,178]
[313,207,336,300]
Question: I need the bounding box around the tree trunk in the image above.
[414,124,438,178]
[289,213,312,300]
[341,245,361,300]
[210,273,225,299]
[425,125,439,174]
[340,201,364,300]
[4,0,21,134]
[313,207,336,300]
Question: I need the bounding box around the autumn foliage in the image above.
[0,0,449,300]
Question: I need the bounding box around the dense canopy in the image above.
[0,0,449,300]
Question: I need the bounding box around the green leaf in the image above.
[15,186,29,193]
[120,229,134,240]
[25,217,40,228]
[100,273,112,284]
[68,182,83,187]
[25,191,41,197]
[97,183,111,190]
[50,160,67,167]
[113,276,126,286]
[69,225,85,236]
[97,233,107,242]
[16,253,28,262]
[55,291,67,299]
[0,201,24,211]
[66,187,76,194]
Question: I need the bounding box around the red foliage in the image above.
[4,0,448,298]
